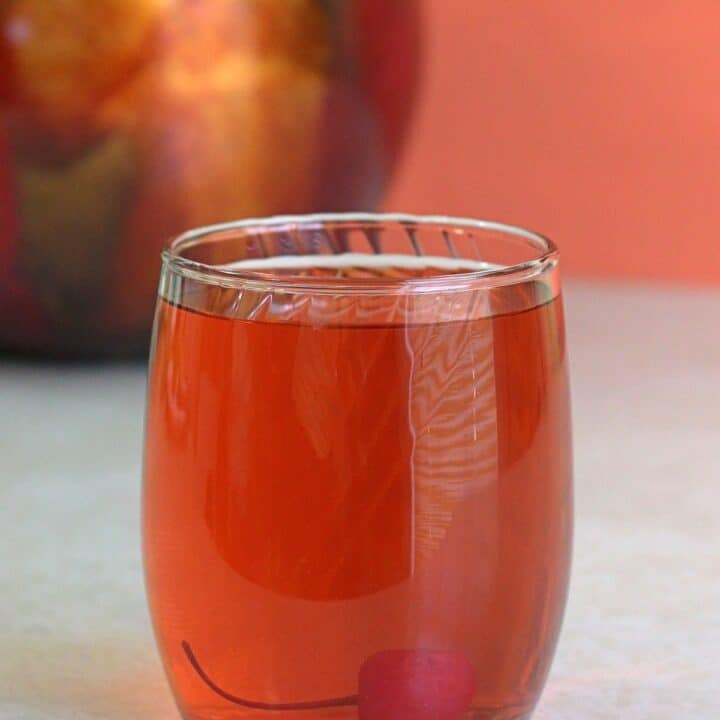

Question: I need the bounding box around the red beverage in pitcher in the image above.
[143,218,572,720]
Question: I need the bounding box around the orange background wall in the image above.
[385,1,720,285]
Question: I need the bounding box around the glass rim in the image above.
[162,213,558,294]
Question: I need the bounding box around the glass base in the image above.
[182,704,533,720]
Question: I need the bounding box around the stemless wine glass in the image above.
[143,214,573,720]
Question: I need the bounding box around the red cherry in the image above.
[358,649,476,720]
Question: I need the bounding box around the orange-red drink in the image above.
[143,216,572,720]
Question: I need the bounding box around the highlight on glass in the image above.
[143,213,573,720]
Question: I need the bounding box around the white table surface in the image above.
[1,282,719,720]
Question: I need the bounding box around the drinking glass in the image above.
[143,214,572,720]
